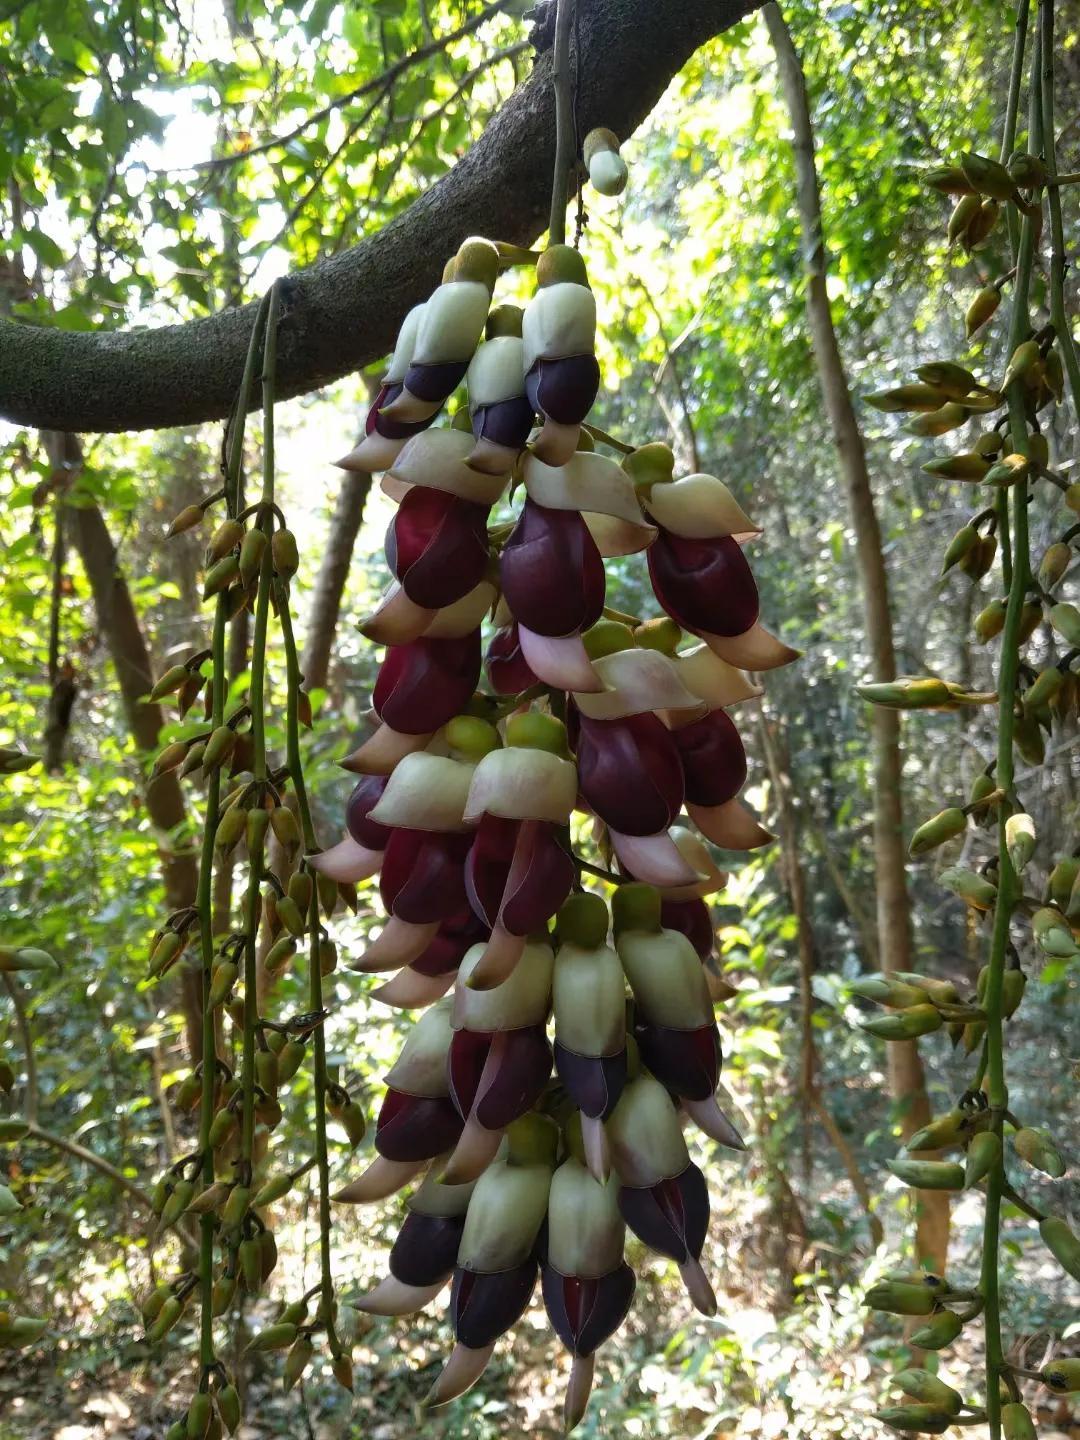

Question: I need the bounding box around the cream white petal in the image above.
[384,303,427,384]
[358,583,436,645]
[606,1074,688,1188]
[422,580,497,639]
[463,747,577,825]
[687,798,773,850]
[617,927,713,1030]
[335,430,406,474]
[367,752,474,831]
[307,833,384,884]
[585,511,657,557]
[412,280,490,365]
[672,644,763,708]
[522,282,596,370]
[349,917,441,973]
[523,450,650,531]
[531,418,581,466]
[659,825,728,900]
[454,939,554,1032]
[384,997,454,1097]
[423,1341,497,1410]
[573,647,706,721]
[388,428,509,503]
[517,626,604,693]
[645,473,760,541]
[547,1158,625,1278]
[701,623,801,672]
[354,1275,446,1317]
[339,724,435,776]
[456,1158,552,1271]
[371,965,456,1010]
[467,335,526,407]
[608,828,706,888]
[333,1155,424,1204]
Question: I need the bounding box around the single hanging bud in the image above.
[552,892,627,1181]
[908,808,966,855]
[465,305,533,475]
[583,127,628,196]
[966,285,1000,336]
[542,1157,635,1432]
[522,245,600,464]
[384,238,499,424]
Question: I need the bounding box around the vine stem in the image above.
[1039,0,1080,427]
[998,0,1031,257]
[240,280,283,1177]
[980,30,1040,1439]
[277,594,338,1353]
[195,289,273,1376]
[548,0,576,246]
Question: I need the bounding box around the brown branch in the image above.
[24,1120,155,1211]
[0,0,764,433]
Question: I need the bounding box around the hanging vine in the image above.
[859,2,1080,1434]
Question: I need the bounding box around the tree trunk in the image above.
[44,432,202,1059]
[302,466,373,692]
[764,2,948,1270]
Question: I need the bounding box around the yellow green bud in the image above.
[964,1130,1001,1188]
[966,286,1001,336]
[887,1158,965,1190]
[909,808,966,856]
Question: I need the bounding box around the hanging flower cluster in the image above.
[314,232,797,1426]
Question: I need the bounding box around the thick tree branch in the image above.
[0,0,762,434]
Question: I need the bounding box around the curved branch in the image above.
[0,0,762,434]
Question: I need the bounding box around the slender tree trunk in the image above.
[43,432,202,1059]
[764,2,948,1269]
[302,466,373,691]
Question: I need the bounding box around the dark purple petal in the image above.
[574,711,684,836]
[369,382,433,441]
[500,820,575,935]
[553,1041,627,1120]
[380,829,470,925]
[373,632,482,734]
[671,710,747,807]
[541,1262,635,1356]
[473,1026,552,1129]
[390,1208,466,1287]
[411,906,490,977]
[473,394,535,449]
[499,500,605,637]
[524,355,600,426]
[375,1087,464,1161]
[635,1021,721,1101]
[485,623,539,696]
[659,898,714,961]
[647,529,760,637]
[617,1163,709,1263]
[386,486,490,609]
[451,1259,538,1347]
[448,1026,552,1128]
[403,358,470,404]
[465,814,520,928]
[345,774,392,849]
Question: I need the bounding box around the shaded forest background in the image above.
[0,1,1077,1437]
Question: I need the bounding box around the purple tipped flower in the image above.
[448,1025,553,1130]
[450,1259,539,1348]
[385,485,491,609]
[553,1042,627,1120]
[372,632,481,734]
[671,709,747,807]
[524,354,601,428]
[572,709,684,837]
[633,1020,721,1102]
[390,1208,466,1288]
[375,1086,464,1162]
[465,815,574,937]
[647,528,760,637]
[500,500,605,637]
[617,1161,709,1265]
[541,1262,635,1357]
[472,393,535,452]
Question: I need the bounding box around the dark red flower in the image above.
[525,354,601,426]
[617,1162,709,1265]
[367,381,434,441]
[379,829,471,925]
[372,632,481,734]
[448,1026,553,1130]
[659,897,714,961]
[671,709,747,806]
[450,1260,538,1348]
[485,623,539,695]
[390,1208,466,1288]
[633,1021,721,1102]
[374,1086,464,1162]
[410,907,490,977]
[465,816,574,936]
[573,710,684,836]
[541,1262,635,1357]
[345,774,391,849]
[647,528,759,637]
[385,485,490,609]
[500,500,605,637]
[553,1042,626,1120]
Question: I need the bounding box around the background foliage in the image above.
[0,1,1076,1437]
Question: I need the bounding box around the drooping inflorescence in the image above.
[317,229,797,1425]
